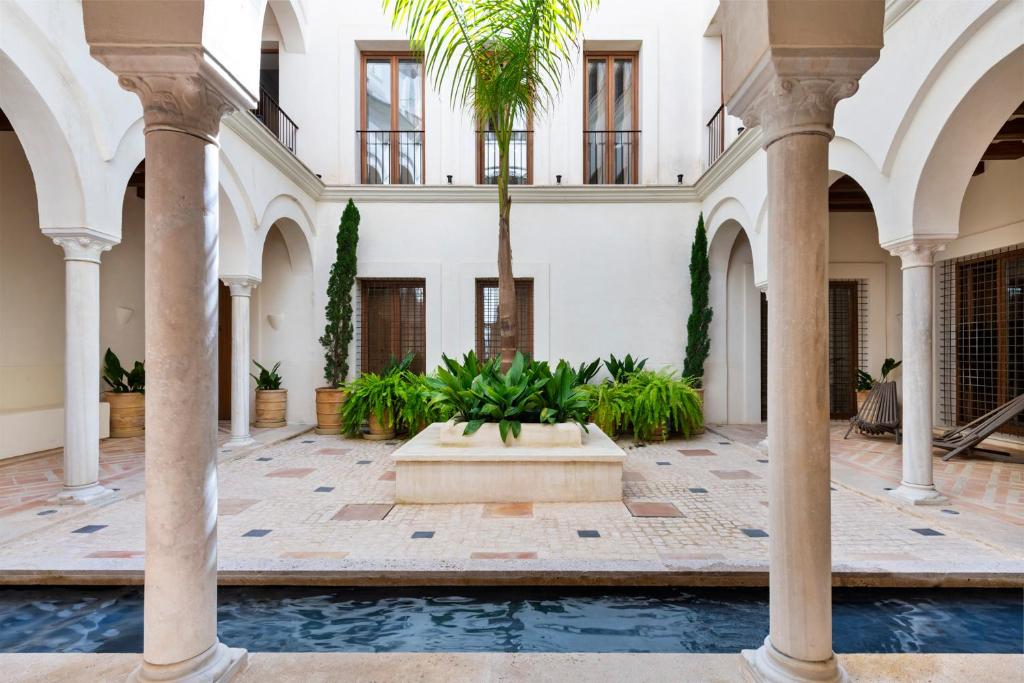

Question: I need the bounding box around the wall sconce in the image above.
[447,175,453,184]
[267,314,284,331]
[677,174,684,185]
[115,306,134,327]
[556,174,562,185]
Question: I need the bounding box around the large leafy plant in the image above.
[341,370,405,435]
[857,357,902,391]
[250,361,282,390]
[102,348,144,393]
[628,370,702,441]
[605,353,647,383]
[396,371,453,435]
[319,199,360,387]
[581,381,631,436]
[427,351,589,444]
[385,0,594,369]
[573,358,602,386]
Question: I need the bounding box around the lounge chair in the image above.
[935,393,1024,462]
[844,381,901,444]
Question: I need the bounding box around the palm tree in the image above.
[384,0,594,369]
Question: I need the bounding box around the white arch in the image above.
[265,0,309,53]
[255,193,316,275]
[883,0,1024,243]
[828,137,893,236]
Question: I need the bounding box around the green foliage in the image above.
[856,369,875,392]
[319,200,360,387]
[573,358,602,386]
[382,351,415,377]
[426,351,590,444]
[395,371,454,435]
[250,361,282,390]
[880,358,902,382]
[341,371,404,435]
[580,381,631,436]
[102,348,144,394]
[683,212,712,387]
[628,370,702,442]
[604,353,647,383]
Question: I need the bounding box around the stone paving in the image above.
[0,423,1020,582]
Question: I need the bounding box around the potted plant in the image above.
[316,199,360,434]
[396,371,452,436]
[628,370,703,442]
[102,348,145,438]
[341,371,404,440]
[582,381,631,438]
[251,360,286,428]
[604,353,647,384]
[682,212,712,433]
[856,357,902,409]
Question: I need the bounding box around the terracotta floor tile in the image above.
[332,503,393,521]
[470,551,538,560]
[220,498,260,515]
[85,550,143,558]
[318,448,351,456]
[266,468,316,479]
[378,471,397,481]
[710,469,760,480]
[679,449,716,456]
[624,500,683,518]
[622,471,646,481]
[483,502,534,518]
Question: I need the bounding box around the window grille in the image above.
[358,279,426,375]
[760,292,768,422]
[938,245,1023,436]
[828,280,860,419]
[475,279,534,361]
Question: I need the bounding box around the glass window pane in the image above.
[587,59,607,130]
[365,60,391,131]
[397,60,422,131]
[614,58,633,131]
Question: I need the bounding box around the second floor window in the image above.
[478,112,532,185]
[360,54,423,184]
[584,52,639,184]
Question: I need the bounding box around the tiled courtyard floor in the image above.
[0,422,1020,583]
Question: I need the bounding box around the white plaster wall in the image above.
[725,233,760,423]
[99,190,146,393]
[0,133,64,411]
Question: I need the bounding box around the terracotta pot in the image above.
[694,387,706,435]
[315,387,347,435]
[856,390,870,410]
[105,391,144,438]
[364,410,395,441]
[640,422,667,442]
[254,389,287,428]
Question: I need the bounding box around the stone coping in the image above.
[1,559,1019,588]
[6,652,1022,683]
[393,423,625,463]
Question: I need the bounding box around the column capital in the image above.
[46,230,119,263]
[885,237,949,268]
[221,276,261,297]
[90,47,255,143]
[730,53,879,147]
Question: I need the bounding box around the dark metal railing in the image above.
[477,130,532,185]
[358,130,424,184]
[253,86,298,154]
[706,104,725,168]
[584,130,640,184]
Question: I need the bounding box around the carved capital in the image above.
[48,231,118,264]
[887,238,948,269]
[118,72,235,142]
[89,46,254,143]
[740,76,858,144]
[221,276,261,297]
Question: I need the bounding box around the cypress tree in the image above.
[319,199,359,386]
[683,212,712,385]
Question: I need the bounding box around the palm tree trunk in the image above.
[497,141,517,372]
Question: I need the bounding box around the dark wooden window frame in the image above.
[828,280,859,420]
[359,52,426,184]
[359,278,427,375]
[583,51,640,185]
[475,278,535,361]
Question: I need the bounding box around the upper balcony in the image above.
[253,85,299,154]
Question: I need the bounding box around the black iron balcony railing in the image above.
[253,86,298,154]
[358,130,424,184]
[477,130,532,185]
[584,130,640,184]
[706,104,725,168]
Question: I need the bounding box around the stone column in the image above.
[221,277,259,447]
[737,76,866,683]
[50,231,117,504]
[887,239,947,505]
[108,56,249,683]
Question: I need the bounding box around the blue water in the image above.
[0,587,1020,654]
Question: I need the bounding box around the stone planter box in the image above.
[439,420,583,447]
[393,422,625,504]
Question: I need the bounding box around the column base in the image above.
[223,435,256,450]
[740,637,847,683]
[128,642,247,683]
[888,482,948,505]
[52,483,118,506]
[757,438,769,456]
